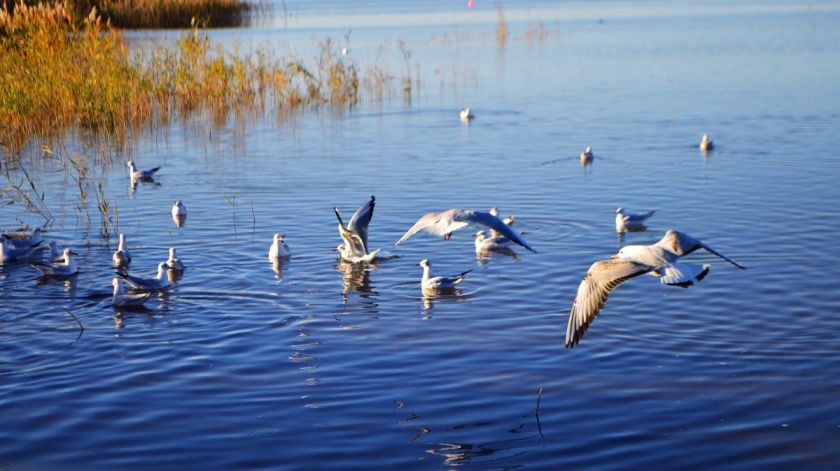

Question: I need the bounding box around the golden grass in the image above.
[0,2,369,152]
[2,0,251,28]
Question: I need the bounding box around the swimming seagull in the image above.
[164,247,184,271]
[580,146,594,163]
[615,207,657,233]
[395,209,536,252]
[700,133,714,152]
[334,195,380,263]
[111,278,152,307]
[172,200,187,226]
[268,234,291,259]
[31,248,79,277]
[460,108,474,122]
[0,239,45,264]
[113,233,131,268]
[418,259,472,292]
[2,227,43,249]
[127,160,161,182]
[565,229,746,348]
[117,262,172,291]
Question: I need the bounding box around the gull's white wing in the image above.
[347,195,375,250]
[565,259,655,348]
[395,210,465,245]
[461,211,536,253]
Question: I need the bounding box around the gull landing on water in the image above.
[268,234,291,259]
[111,278,152,307]
[700,133,714,152]
[418,259,471,292]
[127,160,161,182]
[335,195,380,263]
[565,229,746,348]
[615,207,657,233]
[460,108,474,122]
[396,208,536,253]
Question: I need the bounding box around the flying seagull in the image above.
[565,230,746,348]
[395,208,536,252]
[335,195,380,263]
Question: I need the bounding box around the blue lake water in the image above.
[3,1,840,468]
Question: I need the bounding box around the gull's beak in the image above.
[610,254,619,259]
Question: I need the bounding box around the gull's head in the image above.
[474,230,486,239]
[63,248,72,257]
[418,259,430,268]
[157,262,168,273]
[126,160,135,170]
[174,200,183,207]
[274,233,285,243]
[702,133,710,142]
[119,233,126,244]
[616,207,624,214]
[585,146,592,153]
[169,247,177,258]
[489,207,499,216]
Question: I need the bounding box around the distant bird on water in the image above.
[172,200,187,226]
[700,133,714,152]
[268,234,291,259]
[127,160,161,182]
[418,259,471,292]
[460,108,474,122]
[113,233,131,268]
[31,248,78,277]
[615,207,657,233]
[565,229,746,348]
[580,146,594,164]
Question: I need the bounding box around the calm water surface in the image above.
[3,1,840,468]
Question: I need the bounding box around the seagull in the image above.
[268,234,291,259]
[474,230,512,251]
[113,233,131,268]
[172,200,187,226]
[31,248,79,277]
[565,229,746,348]
[334,195,380,263]
[164,247,184,271]
[117,262,172,291]
[460,108,474,122]
[341,47,349,56]
[700,133,714,152]
[615,207,657,233]
[418,259,471,292]
[0,238,45,263]
[127,160,161,182]
[395,209,536,252]
[580,146,594,163]
[47,241,67,263]
[487,207,516,236]
[111,278,152,307]
[2,227,43,249]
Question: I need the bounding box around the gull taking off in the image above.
[111,278,152,307]
[113,233,131,268]
[118,262,171,291]
[334,195,380,263]
[268,234,291,259]
[2,227,43,249]
[172,200,187,227]
[0,239,44,263]
[565,230,746,348]
[700,133,714,152]
[396,209,536,252]
[615,207,657,233]
[127,160,161,182]
[580,146,594,164]
[31,248,78,277]
[460,108,474,122]
[164,247,184,271]
[418,259,471,292]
